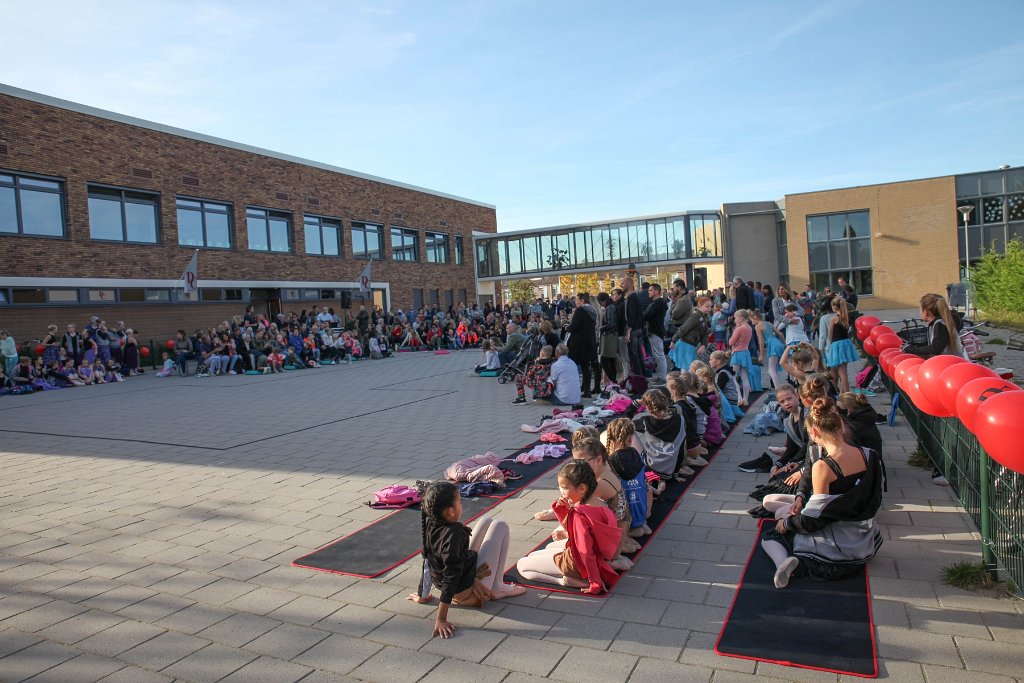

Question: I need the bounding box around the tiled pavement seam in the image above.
[0,353,1021,682]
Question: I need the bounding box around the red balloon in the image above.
[140,346,151,357]
[937,363,998,416]
[856,316,881,336]
[956,377,1021,433]
[903,365,947,416]
[166,339,175,349]
[895,357,924,390]
[916,356,968,417]
[976,391,1024,473]
[869,325,891,341]
[862,337,878,356]
[878,348,901,374]
[876,333,904,353]
[885,353,916,377]
[34,344,45,355]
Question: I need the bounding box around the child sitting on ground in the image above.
[709,351,743,419]
[692,365,724,445]
[409,482,524,638]
[516,461,623,594]
[474,340,500,373]
[603,418,652,542]
[155,352,176,377]
[265,346,285,373]
[510,344,554,404]
[570,437,634,569]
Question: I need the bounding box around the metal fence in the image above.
[882,374,1024,591]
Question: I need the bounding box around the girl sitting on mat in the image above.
[604,418,655,537]
[516,461,623,594]
[535,427,601,522]
[570,437,635,567]
[760,397,883,588]
[409,481,524,638]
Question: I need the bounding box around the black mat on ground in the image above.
[292,496,497,578]
[501,394,761,597]
[715,523,877,678]
[291,440,569,578]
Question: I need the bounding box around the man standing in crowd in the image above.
[356,304,370,350]
[622,275,645,377]
[669,278,692,340]
[645,283,669,384]
[734,277,755,311]
[837,275,858,309]
[567,292,601,397]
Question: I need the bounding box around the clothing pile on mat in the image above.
[444,452,508,484]
[514,444,569,463]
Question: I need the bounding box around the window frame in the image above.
[390,226,420,262]
[0,169,67,239]
[454,234,464,265]
[245,206,292,253]
[303,213,343,257]
[351,220,384,260]
[87,183,161,244]
[424,230,450,264]
[805,209,873,295]
[175,195,233,249]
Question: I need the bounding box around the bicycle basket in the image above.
[898,324,928,346]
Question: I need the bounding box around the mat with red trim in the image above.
[291,440,570,578]
[714,522,877,678]
[500,394,759,597]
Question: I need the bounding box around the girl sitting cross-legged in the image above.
[409,482,524,638]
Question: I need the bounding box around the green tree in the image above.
[972,237,1024,326]
[506,279,536,306]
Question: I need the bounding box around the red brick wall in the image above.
[0,92,496,339]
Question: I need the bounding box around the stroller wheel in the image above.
[498,376,507,384]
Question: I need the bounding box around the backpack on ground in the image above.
[368,484,421,509]
[625,373,648,396]
[459,481,500,497]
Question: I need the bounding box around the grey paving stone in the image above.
[482,604,562,640]
[161,643,258,682]
[218,655,315,683]
[243,622,329,660]
[875,625,962,669]
[0,640,79,682]
[19,652,126,683]
[75,619,165,657]
[365,614,435,649]
[548,645,638,682]
[0,593,54,620]
[418,657,509,683]
[627,656,713,682]
[196,612,280,647]
[348,644,442,682]
[0,628,42,658]
[595,594,670,625]
[610,622,687,661]
[153,602,232,635]
[954,634,1024,676]
[118,630,209,670]
[315,603,392,637]
[185,578,257,605]
[679,631,755,673]
[331,579,402,607]
[0,599,88,633]
[419,625,505,663]
[293,633,382,676]
[34,609,125,646]
[265,594,341,626]
[544,612,624,650]
[223,586,297,615]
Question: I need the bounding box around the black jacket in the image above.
[423,519,477,604]
[645,297,668,338]
[735,284,755,311]
[567,305,597,362]
[624,292,644,332]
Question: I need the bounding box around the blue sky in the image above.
[4,0,1022,230]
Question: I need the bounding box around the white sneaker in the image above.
[228,370,237,375]
[932,475,949,486]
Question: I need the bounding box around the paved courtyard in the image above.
[0,351,1021,682]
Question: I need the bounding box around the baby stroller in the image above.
[497,334,542,384]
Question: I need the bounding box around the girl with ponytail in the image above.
[411,482,524,638]
[825,297,858,393]
[904,293,961,358]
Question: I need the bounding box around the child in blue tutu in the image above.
[825,297,858,393]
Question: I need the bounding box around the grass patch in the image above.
[985,337,1007,345]
[943,560,996,590]
[907,447,932,469]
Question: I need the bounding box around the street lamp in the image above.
[957,204,975,315]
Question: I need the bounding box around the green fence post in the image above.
[977,447,998,579]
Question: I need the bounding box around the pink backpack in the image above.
[368,484,421,509]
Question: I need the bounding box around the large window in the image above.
[391,226,419,262]
[304,214,341,256]
[246,207,291,252]
[351,221,383,259]
[88,186,159,243]
[0,172,65,237]
[806,210,872,295]
[176,197,231,248]
[689,214,721,258]
[425,231,449,263]
[955,167,1024,267]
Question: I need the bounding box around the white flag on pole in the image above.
[359,261,372,294]
[182,250,199,296]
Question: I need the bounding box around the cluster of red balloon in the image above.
[858,315,1024,474]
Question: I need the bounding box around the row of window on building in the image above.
[0,170,464,264]
[474,214,723,279]
[0,286,386,307]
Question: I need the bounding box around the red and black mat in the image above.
[714,523,878,678]
[291,440,569,578]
